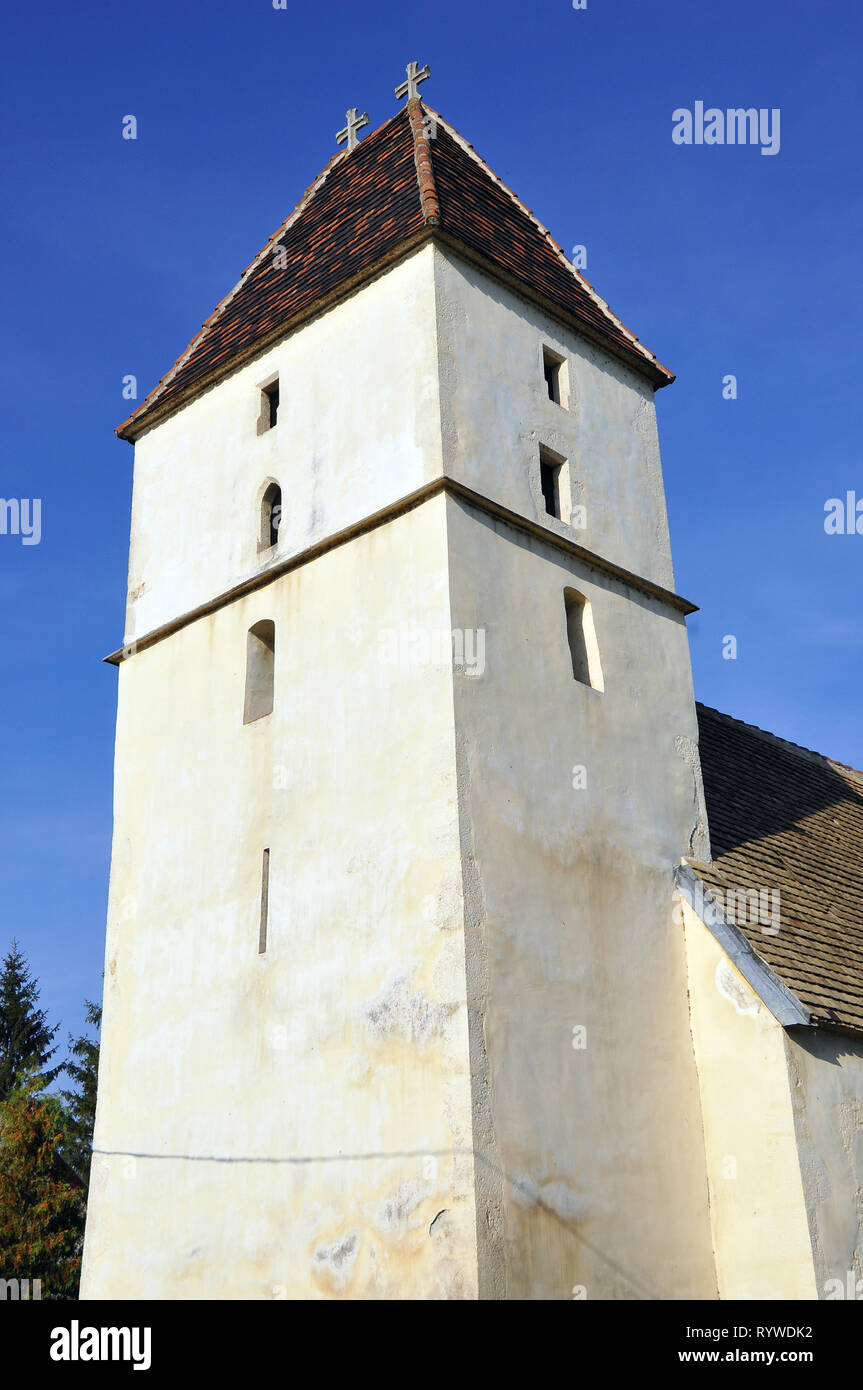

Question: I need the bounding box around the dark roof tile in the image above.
[696,703,863,1033]
[118,101,671,440]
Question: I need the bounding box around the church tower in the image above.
[82,81,718,1300]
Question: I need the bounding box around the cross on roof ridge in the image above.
[336,107,369,152]
[395,60,430,102]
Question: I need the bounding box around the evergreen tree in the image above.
[59,1000,101,1183]
[0,941,62,1094]
[0,1070,85,1299]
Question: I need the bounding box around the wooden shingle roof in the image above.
[696,703,863,1034]
[117,100,672,441]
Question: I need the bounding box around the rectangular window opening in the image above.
[542,348,565,405]
[564,587,603,691]
[243,620,276,724]
[540,449,562,519]
[258,848,270,954]
[262,379,279,431]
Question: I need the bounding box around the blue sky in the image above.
[1,0,860,1056]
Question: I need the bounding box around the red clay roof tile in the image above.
[118,100,672,440]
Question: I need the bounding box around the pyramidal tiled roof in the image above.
[696,703,863,1034]
[117,99,673,441]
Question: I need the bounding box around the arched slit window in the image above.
[243,620,275,724]
[260,483,281,550]
[564,588,603,691]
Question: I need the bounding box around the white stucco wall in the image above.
[433,247,677,592]
[87,231,723,1299]
[83,497,479,1299]
[682,903,818,1299]
[784,1030,863,1298]
[445,492,715,1299]
[124,244,442,643]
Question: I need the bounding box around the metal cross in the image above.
[395,61,430,102]
[336,107,369,152]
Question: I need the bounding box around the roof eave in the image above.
[116,228,673,444]
[675,863,812,1029]
[115,224,439,442]
[430,228,675,389]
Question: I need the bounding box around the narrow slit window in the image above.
[243,620,275,724]
[260,482,281,550]
[541,447,569,522]
[540,456,559,517]
[258,849,270,954]
[564,587,603,691]
[543,348,562,404]
[542,346,569,407]
[262,379,279,430]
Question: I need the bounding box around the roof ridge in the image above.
[406,98,440,223]
[696,702,863,779]
[424,104,671,379]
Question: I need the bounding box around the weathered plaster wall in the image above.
[433,246,677,593]
[124,244,442,643]
[784,1029,863,1297]
[88,234,722,1300]
[682,904,818,1299]
[83,497,478,1299]
[446,492,716,1300]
